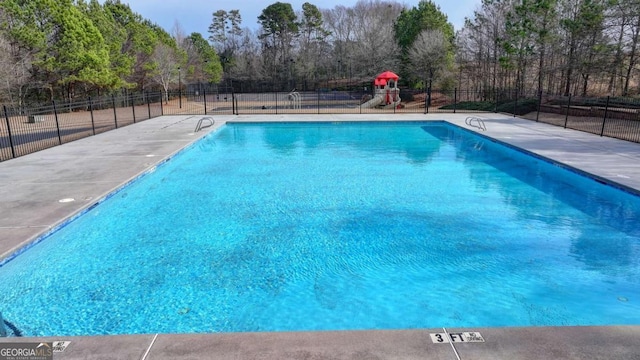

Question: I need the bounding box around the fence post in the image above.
[159,92,164,115]
[204,87,208,114]
[427,87,431,114]
[112,94,118,128]
[535,90,542,122]
[423,89,427,114]
[600,96,610,136]
[89,97,96,135]
[423,90,427,114]
[513,88,518,117]
[494,89,499,113]
[52,100,62,145]
[235,95,239,115]
[318,89,321,114]
[146,92,151,119]
[131,93,136,123]
[564,93,571,128]
[275,92,278,114]
[453,88,457,114]
[232,93,235,115]
[3,105,16,159]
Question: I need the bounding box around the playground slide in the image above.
[361,95,384,109]
[382,99,401,109]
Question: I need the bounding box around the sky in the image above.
[111,0,481,37]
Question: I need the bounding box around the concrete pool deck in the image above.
[1,113,639,359]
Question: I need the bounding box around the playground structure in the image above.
[361,71,401,109]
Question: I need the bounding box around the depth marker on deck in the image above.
[430,331,485,344]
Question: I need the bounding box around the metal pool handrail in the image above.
[288,91,301,109]
[465,116,487,131]
[195,116,214,132]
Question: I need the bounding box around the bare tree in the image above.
[626,14,640,96]
[323,0,402,82]
[0,33,34,107]
[150,43,180,103]
[323,5,356,44]
[457,0,513,94]
[408,29,447,89]
[231,28,264,84]
[323,5,357,79]
[172,20,187,47]
[611,0,640,95]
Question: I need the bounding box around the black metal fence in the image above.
[1,92,163,161]
[2,88,640,162]
[531,93,640,143]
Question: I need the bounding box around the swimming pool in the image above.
[1,121,639,336]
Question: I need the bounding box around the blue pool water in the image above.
[1,121,640,336]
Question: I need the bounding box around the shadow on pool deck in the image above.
[1,113,640,359]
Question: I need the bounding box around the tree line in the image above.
[1,0,639,108]
[0,0,456,107]
[0,0,222,107]
[212,0,455,93]
[458,0,640,97]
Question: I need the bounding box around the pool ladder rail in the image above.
[194,116,214,132]
[465,116,487,131]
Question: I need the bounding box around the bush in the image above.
[497,98,538,115]
[440,98,539,115]
[440,101,494,111]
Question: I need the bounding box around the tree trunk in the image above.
[537,7,551,94]
[624,16,640,96]
[538,44,545,94]
[582,72,590,96]
[564,37,576,96]
[608,20,626,94]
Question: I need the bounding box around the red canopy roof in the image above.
[375,71,399,81]
[374,78,387,86]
